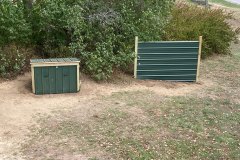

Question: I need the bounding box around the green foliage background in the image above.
[0,0,238,79]
[0,0,32,78]
[163,3,239,58]
[0,0,31,46]
[0,0,174,80]
[31,0,174,80]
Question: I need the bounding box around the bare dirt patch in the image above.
[0,71,209,159]
[21,90,240,159]
[1,52,239,159]
[1,3,239,159]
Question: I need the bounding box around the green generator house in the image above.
[30,58,80,95]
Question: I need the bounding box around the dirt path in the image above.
[0,72,209,159]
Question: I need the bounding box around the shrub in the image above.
[31,0,85,58]
[0,1,32,78]
[0,0,31,46]
[0,0,174,80]
[162,3,238,58]
[32,0,174,80]
[0,45,33,78]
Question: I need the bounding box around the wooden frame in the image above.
[31,65,35,94]
[31,62,80,94]
[196,36,203,82]
[134,36,138,78]
[77,64,80,91]
[134,36,203,82]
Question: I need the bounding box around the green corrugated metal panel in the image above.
[137,70,197,76]
[137,75,197,81]
[69,66,77,93]
[49,67,56,94]
[42,67,50,94]
[63,66,70,93]
[137,64,197,70]
[34,67,43,94]
[33,65,78,95]
[138,53,198,59]
[138,41,199,48]
[56,66,63,94]
[138,59,198,64]
[138,47,199,53]
[136,41,199,82]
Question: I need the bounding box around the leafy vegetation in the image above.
[0,0,174,80]
[0,0,32,46]
[0,45,32,78]
[0,0,32,78]
[163,3,239,58]
[31,0,174,80]
[0,0,238,79]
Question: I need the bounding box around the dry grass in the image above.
[19,3,240,159]
[21,91,240,159]
[21,43,240,159]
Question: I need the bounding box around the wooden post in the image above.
[134,36,138,79]
[77,64,80,91]
[31,65,35,94]
[196,36,203,82]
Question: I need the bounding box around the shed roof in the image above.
[30,58,80,64]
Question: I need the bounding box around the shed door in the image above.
[34,66,78,95]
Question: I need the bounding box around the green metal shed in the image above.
[30,58,80,95]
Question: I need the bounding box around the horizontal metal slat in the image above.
[138,47,199,50]
[137,59,198,65]
[138,58,197,60]
[138,48,199,54]
[137,64,197,70]
[137,70,197,76]
[137,75,197,81]
[136,41,199,82]
[138,53,198,55]
[137,69,197,71]
[138,74,196,77]
[138,42,199,48]
[138,54,198,59]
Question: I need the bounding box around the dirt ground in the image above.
[0,2,239,160]
[0,71,210,159]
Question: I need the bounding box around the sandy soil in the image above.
[0,2,239,160]
[0,72,209,159]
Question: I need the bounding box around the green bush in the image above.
[0,0,31,46]
[163,3,238,58]
[0,1,32,78]
[31,0,85,58]
[0,45,32,78]
[32,0,174,80]
[0,1,238,80]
